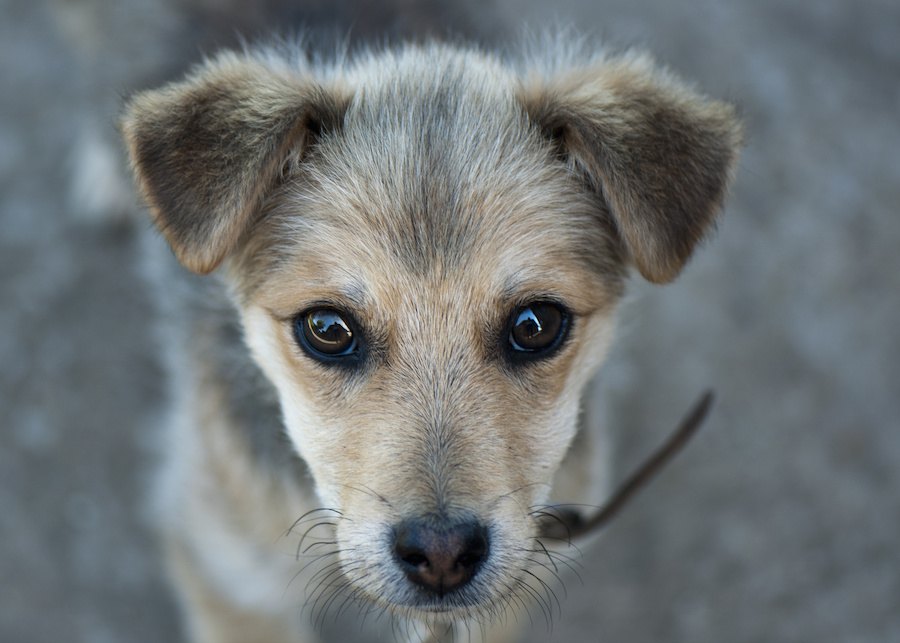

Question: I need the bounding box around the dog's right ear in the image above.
[520,52,742,284]
[121,52,344,274]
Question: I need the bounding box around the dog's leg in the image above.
[155,349,322,643]
[167,535,305,643]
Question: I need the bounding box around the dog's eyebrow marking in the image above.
[498,274,605,319]
[334,281,369,309]
[267,282,370,323]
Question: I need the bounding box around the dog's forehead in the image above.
[242,49,624,311]
[313,59,611,263]
[315,53,567,273]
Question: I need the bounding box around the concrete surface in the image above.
[1,1,898,642]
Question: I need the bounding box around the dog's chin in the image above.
[353,578,497,623]
[382,597,490,623]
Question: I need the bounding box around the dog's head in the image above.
[123,43,740,621]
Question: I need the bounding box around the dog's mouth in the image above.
[394,594,488,617]
[297,392,713,626]
[334,570,500,625]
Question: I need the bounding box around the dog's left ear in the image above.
[521,54,742,283]
[122,52,344,274]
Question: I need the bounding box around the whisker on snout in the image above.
[283,507,346,538]
[527,541,585,579]
[339,482,395,508]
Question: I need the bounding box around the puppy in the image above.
[122,39,741,643]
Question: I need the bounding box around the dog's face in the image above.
[123,44,740,621]
[236,103,625,615]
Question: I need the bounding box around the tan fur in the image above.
[123,39,741,643]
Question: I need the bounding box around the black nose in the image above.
[393,519,489,596]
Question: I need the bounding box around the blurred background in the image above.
[1,0,898,641]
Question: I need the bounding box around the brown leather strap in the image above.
[538,391,714,541]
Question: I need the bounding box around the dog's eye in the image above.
[508,302,569,356]
[295,308,358,359]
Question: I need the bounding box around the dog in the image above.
[121,37,741,643]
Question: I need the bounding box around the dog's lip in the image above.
[357,584,483,615]
[389,592,487,616]
[415,605,455,613]
[402,602,485,621]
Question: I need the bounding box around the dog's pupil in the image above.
[511,303,562,351]
[306,310,353,352]
[517,310,542,339]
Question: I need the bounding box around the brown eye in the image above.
[295,308,358,359]
[508,302,568,355]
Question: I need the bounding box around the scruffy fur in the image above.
[122,39,741,643]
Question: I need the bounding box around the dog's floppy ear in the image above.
[521,53,742,283]
[122,52,344,274]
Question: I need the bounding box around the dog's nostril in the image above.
[399,551,429,568]
[456,551,482,567]
[393,519,489,597]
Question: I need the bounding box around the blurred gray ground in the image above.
[1,0,898,641]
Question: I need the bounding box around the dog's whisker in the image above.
[529,501,602,512]
[388,610,404,642]
[296,547,349,576]
[501,591,525,631]
[307,563,358,625]
[477,614,488,643]
[504,578,536,630]
[513,576,553,632]
[527,537,584,564]
[486,488,534,515]
[338,482,393,507]
[530,542,585,569]
[522,557,567,596]
[295,521,339,559]
[306,568,356,618]
[355,592,375,633]
[284,548,343,598]
[284,507,344,538]
[332,574,370,624]
[295,536,335,564]
[316,568,363,634]
[302,539,340,555]
[531,538,558,573]
[288,556,339,597]
[522,567,563,619]
[545,549,585,575]
[528,509,575,544]
[524,544,583,583]
[522,579,554,632]
[497,481,551,501]
[312,582,346,633]
[304,559,347,594]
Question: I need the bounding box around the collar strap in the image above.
[538,391,714,541]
